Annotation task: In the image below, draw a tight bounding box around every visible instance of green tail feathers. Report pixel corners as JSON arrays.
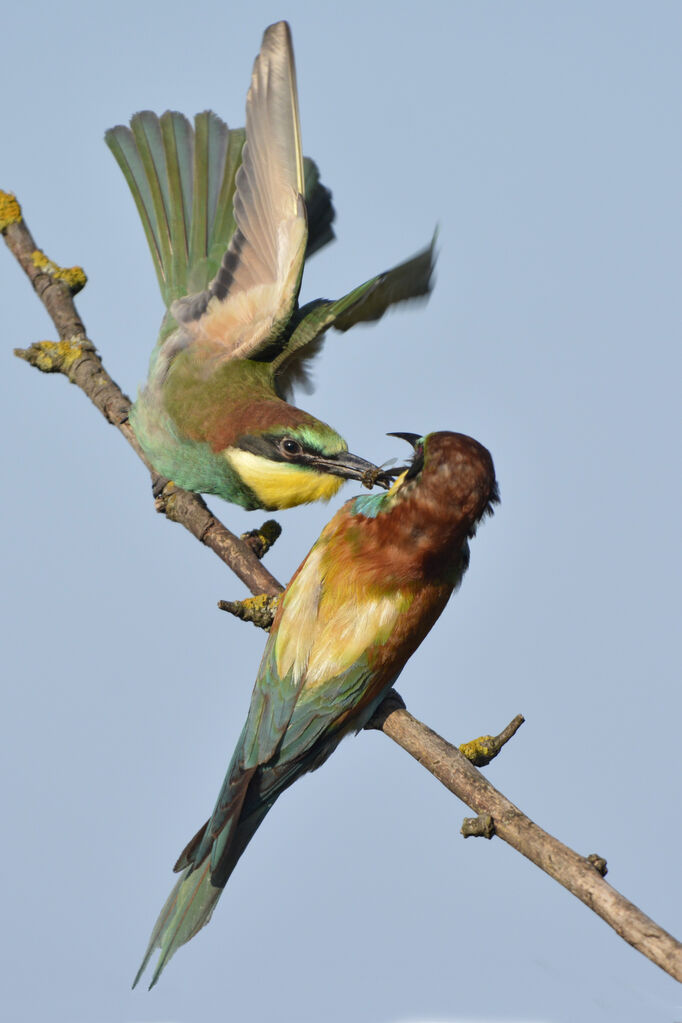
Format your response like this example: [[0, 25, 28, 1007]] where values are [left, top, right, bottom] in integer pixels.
[[133, 761, 260, 988], [106, 110, 335, 310], [133, 863, 221, 990]]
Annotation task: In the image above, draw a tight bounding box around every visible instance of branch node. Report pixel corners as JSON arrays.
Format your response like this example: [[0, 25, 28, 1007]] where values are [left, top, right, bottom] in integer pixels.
[[587, 853, 608, 877], [0, 190, 22, 230], [461, 814, 496, 839], [218, 593, 280, 630], [30, 248, 87, 294], [14, 337, 94, 377], [241, 519, 282, 560], [458, 713, 525, 766]]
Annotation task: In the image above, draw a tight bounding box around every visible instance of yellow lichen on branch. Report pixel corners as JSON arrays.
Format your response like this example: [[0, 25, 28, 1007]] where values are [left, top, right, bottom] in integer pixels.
[[14, 337, 92, 376], [218, 593, 281, 629], [459, 714, 525, 766], [30, 249, 87, 294], [459, 734, 499, 765], [0, 190, 22, 231]]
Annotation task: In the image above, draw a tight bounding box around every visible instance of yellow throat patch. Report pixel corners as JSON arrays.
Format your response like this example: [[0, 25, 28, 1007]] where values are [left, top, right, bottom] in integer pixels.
[[387, 469, 408, 497], [225, 448, 345, 509]]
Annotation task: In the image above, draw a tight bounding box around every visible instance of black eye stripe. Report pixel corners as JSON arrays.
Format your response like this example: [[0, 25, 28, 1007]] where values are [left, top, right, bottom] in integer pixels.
[[236, 433, 334, 464]]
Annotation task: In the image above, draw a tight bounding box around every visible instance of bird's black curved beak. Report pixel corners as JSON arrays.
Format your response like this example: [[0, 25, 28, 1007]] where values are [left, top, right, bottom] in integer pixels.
[[387, 432, 425, 480], [387, 431, 423, 449], [309, 450, 392, 490]]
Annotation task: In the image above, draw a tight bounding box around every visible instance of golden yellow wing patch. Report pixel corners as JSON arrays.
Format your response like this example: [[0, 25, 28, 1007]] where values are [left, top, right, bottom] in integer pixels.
[[275, 543, 403, 689]]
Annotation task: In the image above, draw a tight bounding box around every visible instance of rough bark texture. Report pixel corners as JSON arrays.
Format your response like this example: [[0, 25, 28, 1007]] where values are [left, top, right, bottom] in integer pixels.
[[4, 202, 681, 984]]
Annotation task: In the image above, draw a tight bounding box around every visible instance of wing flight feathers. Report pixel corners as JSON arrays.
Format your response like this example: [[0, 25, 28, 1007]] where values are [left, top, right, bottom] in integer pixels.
[[172, 21, 308, 360], [273, 234, 437, 394]]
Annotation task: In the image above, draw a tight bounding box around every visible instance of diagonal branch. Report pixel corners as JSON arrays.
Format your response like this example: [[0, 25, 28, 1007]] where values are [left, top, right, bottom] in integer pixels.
[[4, 200, 681, 984], [368, 694, 682, 982]]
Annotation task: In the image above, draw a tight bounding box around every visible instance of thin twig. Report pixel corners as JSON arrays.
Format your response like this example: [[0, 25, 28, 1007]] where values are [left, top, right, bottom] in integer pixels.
[[5, 201, 681, 985], [458, 713, 525, 766], [218, 593, 282, 628]]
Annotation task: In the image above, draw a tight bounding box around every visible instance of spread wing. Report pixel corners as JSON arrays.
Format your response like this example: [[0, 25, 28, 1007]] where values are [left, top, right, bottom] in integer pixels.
[[171, 21, 308, 360], [273, 233, 437, 395]]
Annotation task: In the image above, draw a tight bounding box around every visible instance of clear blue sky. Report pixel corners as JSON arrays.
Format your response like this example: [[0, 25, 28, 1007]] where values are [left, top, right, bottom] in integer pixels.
[[3, 2, 681, 1021]]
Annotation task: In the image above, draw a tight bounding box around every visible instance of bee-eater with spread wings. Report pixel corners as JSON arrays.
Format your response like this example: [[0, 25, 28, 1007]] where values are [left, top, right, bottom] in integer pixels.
[[106, 22, 434, 511], [134, 431, 498, 988]]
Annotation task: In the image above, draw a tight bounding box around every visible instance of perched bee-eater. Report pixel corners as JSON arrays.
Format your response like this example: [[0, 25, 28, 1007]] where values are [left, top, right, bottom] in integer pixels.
[[134, 431, 499, 988], [106, 22, 434, 510]]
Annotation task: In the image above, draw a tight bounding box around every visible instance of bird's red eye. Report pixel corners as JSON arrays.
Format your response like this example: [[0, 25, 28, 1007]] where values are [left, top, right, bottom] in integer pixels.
[[281, 438, 302, 456]]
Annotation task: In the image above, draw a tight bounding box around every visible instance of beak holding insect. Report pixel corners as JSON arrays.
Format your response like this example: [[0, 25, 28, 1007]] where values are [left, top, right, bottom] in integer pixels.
[[308, 450, 394, 490]]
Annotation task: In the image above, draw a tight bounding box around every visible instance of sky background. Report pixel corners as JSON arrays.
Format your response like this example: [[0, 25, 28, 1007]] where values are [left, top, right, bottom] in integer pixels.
[[2, 2, 681, 1021]]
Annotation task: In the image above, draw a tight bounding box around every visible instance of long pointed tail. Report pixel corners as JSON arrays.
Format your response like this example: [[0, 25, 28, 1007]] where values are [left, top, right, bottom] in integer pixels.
[[133, 860, 221, 990], [106, 112, 334, 310], [106, 111, 245, 308], [133, 764, 268, 988]]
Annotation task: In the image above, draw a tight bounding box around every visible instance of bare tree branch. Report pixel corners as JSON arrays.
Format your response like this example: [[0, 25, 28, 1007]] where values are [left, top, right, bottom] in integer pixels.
[[5, 199, 681, 985], [368, 696, 682, 983]]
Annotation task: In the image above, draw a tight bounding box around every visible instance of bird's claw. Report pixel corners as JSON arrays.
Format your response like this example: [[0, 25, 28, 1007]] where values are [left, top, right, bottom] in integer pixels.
[[151, 475, 174, 500]]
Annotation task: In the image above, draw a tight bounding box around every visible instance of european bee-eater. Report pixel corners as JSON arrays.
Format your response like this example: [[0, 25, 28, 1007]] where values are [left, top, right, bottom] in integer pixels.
[[106, 22, 434, 511], [134, 431, 499, 988]]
